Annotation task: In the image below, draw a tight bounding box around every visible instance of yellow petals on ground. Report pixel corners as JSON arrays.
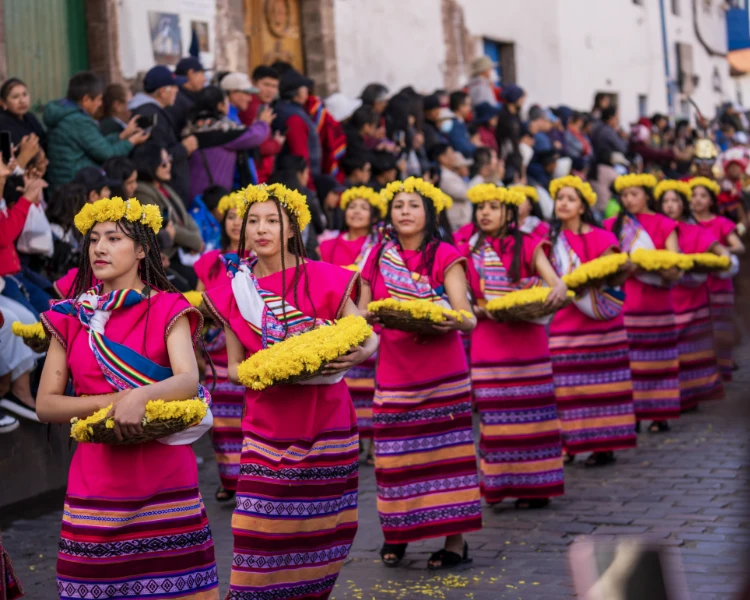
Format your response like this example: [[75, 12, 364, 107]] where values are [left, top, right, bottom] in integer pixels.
[[561, 253, 629, 289], [11, 321, 46, 339], [237, 315, 373, 391]]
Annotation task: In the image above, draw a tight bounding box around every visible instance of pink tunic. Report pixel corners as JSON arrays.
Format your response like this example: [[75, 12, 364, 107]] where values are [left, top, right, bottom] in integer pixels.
[[53, 268, 100, 299], [319, 233, 367, 265], [453, 222, 476, 246], [697, 216, 736, 295]]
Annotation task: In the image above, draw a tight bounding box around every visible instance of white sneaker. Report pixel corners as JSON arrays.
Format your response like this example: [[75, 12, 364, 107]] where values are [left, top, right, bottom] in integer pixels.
[[0, 409, 20, 433], [0, 396, 40, 422]]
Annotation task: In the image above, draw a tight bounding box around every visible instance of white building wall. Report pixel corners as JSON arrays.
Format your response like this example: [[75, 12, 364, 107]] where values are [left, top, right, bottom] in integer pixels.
[[332, 0, 445, 98]]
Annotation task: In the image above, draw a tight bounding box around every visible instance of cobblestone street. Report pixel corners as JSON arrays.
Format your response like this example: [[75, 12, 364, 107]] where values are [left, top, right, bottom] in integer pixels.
[[5, 349, 748, 600]]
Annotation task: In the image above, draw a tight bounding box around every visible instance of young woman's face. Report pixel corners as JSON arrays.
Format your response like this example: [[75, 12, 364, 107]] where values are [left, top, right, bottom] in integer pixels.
[[690, 186, 713, 214], [517, 198, 532, 221], [660, 190, 684, 221], [225, 208, 243, 246], [156, 150, 172, 182], [124, 170, 138, 198], [345, 198, 372, 232], [476, 200, 507, 235], [554, 186, 585, 222], [88, 222, 145, 281], [620, 186, 648, 214], [246, 200, 293, 258], [4, 84, 30, 116], [391, 192, 426, 237]]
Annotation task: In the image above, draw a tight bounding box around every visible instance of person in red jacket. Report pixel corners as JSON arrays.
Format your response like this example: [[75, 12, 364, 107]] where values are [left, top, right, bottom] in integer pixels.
[[306, 94, 347, 183], [0, 163, 51, 317], [238, 66, 286, 183]]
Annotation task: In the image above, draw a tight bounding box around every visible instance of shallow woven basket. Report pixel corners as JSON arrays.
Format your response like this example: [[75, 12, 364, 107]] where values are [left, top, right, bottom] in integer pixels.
[[489, 298, 572, 323], [373, 308, 443, 334], [23, 337, 50, 353], [85, 417, 198, 445], [689, 263, 729, 275]]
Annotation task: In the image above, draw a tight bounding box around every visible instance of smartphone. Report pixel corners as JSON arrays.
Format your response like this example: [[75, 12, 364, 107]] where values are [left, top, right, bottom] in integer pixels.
[[0, 130, 12, 164], [136, 114, 156, 130], [161, 207, 170, 223], [394, 130, 406, 146]]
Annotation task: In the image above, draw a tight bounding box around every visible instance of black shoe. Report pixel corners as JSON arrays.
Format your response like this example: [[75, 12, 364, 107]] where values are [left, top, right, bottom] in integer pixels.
[[380, 543, 408, 567], [427, 541, 472, 570], [0, 394, 39, 422]]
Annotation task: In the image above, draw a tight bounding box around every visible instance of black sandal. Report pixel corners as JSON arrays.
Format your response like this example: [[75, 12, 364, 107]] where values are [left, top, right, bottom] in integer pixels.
[[514, 498, 550, 510], [585, 451, 616, 467], [427, 541, 472, 570], [215, 485, 236, 503], [648, 420, 670, 433], [563, 452, 575, 465], [635, 420, 642, 433], [380, 543, 408, 567]]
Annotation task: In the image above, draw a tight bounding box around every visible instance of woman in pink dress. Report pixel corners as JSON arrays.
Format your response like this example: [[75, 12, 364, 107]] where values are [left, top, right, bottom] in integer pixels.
[[204, 183, 378, 600], [318, 186, 384, 458], [37, 198, 219, 599], [656, 180, 726, 408], [516, 184, 550, 240], [359, 177, 482, 570], [547, 176, 636, 467], [462, 185, 568, 507], [194, 192, 248, 502], [689, 177, 745, 381], [604, 174, 683, 433]]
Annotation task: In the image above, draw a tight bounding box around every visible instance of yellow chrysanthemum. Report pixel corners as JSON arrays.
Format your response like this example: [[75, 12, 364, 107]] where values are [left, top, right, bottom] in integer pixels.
[[368, 298, 473, 324], [467, 183, 505, 205], [237, 315, 373, 391], [486, 287, 575, 311], [340, 186, 387, 218], [69, 398, 207, 443], [687, 176, 721, 198], [381, 177, 450, 214], [687, 253, 731, 270], [654, 180, 692, 201], [630, 248, 694, 271], [512, 185, 539, 202], [549, 176, 598, 207], [216, 191, 247, 217], [74, 197, 163, 235], [561, 253, 630, 289], [11, 321, 46, 339], [182, 291, 203, 308], [613, 173, 658, 193], [237, 184, 312, 231]]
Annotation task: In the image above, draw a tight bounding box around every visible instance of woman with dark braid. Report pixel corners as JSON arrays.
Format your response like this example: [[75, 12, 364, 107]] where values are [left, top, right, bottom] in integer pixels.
[[204, 183, 378, 600], [36, 197, 219, 599]]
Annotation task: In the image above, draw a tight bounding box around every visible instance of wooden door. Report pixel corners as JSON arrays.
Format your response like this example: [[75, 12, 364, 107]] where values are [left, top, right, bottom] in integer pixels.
[[245, 0, 305, 71]]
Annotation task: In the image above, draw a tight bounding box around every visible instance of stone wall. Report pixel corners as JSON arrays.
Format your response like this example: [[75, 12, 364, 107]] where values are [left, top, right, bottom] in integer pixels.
[[301, 0, 338, 97], [441, 0, 474, 91], [215, 0, 248, 74], [86, 0, 123, 83]]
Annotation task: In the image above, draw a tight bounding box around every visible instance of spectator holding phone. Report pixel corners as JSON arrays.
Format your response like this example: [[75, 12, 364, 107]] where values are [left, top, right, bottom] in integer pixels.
[[44, 72, 148, 187], [130, 66, 198, 206], [134, 142, 203, 288]]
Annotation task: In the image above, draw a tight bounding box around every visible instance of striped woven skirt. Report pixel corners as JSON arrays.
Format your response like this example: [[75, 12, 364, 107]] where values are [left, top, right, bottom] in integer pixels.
[[623, 311, 681, 421], [228, 426, 359, 599], [373, 372, 482, 544], [709, 291, 735, 382], [57, 487, 218, 599], [210, 365, 245, 492], [345, 354, 376, 440], [472, 324, 563, 503], [549, 320, 636, 455], [675, 304, 723, 409]]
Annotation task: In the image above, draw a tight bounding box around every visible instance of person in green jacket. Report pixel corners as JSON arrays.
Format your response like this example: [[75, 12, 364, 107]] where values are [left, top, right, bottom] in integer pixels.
[[44, 71, 149, 187]]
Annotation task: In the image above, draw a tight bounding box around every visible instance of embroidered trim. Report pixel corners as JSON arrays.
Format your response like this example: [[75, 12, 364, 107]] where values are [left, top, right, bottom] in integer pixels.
[[165, 306, 204, 346], [337, 271, 360, 319], [40, 314, 66, 350], [202, 294, 231, 330]]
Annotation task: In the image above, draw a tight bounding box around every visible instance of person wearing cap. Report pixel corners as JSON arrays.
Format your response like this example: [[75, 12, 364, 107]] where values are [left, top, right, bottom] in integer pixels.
[[169, 56, 207, 137], [447, 90, 476, 159], [130, 65, 198, 206], [72, 165, 116, 204], [496, 84, 526, 182], [468, 55, 499, 108], [44, 72, 148, 187], [431, 143, 472, 229], [474, 102, 500, 153], [273, 68, 323, 182]]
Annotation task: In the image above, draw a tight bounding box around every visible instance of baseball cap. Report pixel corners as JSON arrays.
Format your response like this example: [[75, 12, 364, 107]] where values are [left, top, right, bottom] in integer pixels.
[[279, 69, 314, 98], [175, 57, 204, 75], [143, 65, 177, 93], [73, 166, 119, 193], [220, 72, 258, 94]]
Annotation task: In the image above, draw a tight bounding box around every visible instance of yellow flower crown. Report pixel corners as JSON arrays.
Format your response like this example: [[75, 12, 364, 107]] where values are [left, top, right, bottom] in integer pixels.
[[238, 183, 312, 231], [381, 177, 450, 214], [654, 180, 692, 202], [467, 183, 505, 205], [216, 191, 247, 217], [74, 197, 163, 235], [512, 185, 539, 202], [549, 176, 597, 207], [687, 176, 721, 198], [613, 173, 658, 193], [340, 186, 387, 218]]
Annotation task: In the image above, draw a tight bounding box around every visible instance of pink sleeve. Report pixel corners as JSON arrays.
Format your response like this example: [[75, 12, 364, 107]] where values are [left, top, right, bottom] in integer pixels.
[[203, 282, 235, 330], [660, 214, 678, 240], [522, 234, 548, 277], [54, 268, 79, 299], [719, 216, 737, 240], [432, 242, 467, 286], [193, 251, 218, 288], [696, 227, 719, 253], [318, 239, 335, 263], [316, 263, 360, 317], [361, 242, 384, 288], [163, 294, 203, 346], [595, 229, 621, 254], [602, 217, 615, 233], [41, 309, 70, 350]]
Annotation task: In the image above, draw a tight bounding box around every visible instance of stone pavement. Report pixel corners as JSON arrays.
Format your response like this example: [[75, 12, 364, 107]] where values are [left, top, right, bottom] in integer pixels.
[[4, 355, 749, 600]]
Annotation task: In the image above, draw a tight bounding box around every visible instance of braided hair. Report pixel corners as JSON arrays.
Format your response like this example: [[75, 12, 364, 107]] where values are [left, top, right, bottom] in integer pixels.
[[471, 202, 524, 282], [549, 188, 602, 257], [236, 196, 317, 340]]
